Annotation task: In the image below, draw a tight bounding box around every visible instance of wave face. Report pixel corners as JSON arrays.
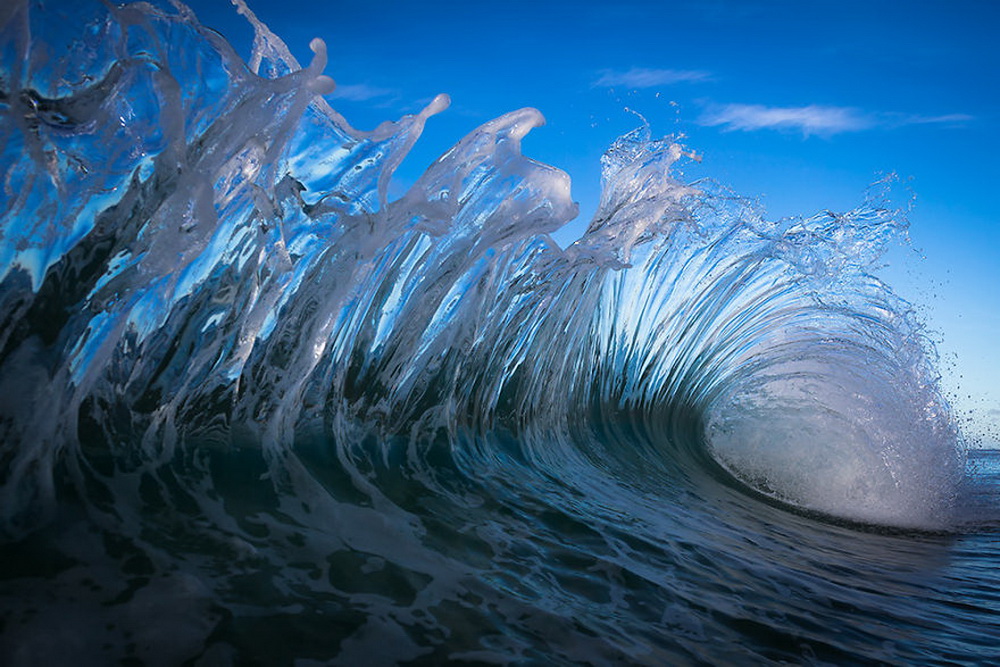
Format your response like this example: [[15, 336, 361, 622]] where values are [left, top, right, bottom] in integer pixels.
[[2, 1, 996, 664]]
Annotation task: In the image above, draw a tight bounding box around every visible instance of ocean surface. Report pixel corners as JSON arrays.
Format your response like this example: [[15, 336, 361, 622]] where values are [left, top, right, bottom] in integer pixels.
[[1, 1, 998, 664]]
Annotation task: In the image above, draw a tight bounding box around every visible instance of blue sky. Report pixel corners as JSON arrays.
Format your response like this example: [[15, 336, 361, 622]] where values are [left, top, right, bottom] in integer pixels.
[[187, 0, 999, 445]]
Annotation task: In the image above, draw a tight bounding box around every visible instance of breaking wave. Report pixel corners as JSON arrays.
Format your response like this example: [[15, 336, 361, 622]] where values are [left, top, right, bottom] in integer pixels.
[[1, 2, 992, 664], [0, 0, 964, 534]]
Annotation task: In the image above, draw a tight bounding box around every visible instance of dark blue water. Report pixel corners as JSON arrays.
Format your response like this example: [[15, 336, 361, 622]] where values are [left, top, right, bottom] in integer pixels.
[[1, 1, 998, 664]]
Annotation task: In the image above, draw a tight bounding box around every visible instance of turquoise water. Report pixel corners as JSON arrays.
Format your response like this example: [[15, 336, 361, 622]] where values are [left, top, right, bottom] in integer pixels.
[[1, 1, 997, 663]]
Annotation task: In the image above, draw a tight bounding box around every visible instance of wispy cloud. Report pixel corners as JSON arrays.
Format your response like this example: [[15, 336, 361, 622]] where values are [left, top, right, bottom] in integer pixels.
[[882, 112, 975, 128], [330, 83, 396, 102], [699, 103, 973, 136], [593, 67, 711, 89], [699, 104, 872, 136]]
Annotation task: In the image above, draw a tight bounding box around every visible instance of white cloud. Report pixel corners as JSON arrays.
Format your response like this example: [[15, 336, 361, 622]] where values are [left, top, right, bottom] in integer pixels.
[[330, 83, 395, 102], [699, 104, 973, 136], [884, 112, 975, 127], [699, 104, 872, 136], [593, 67, 711, 89]]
